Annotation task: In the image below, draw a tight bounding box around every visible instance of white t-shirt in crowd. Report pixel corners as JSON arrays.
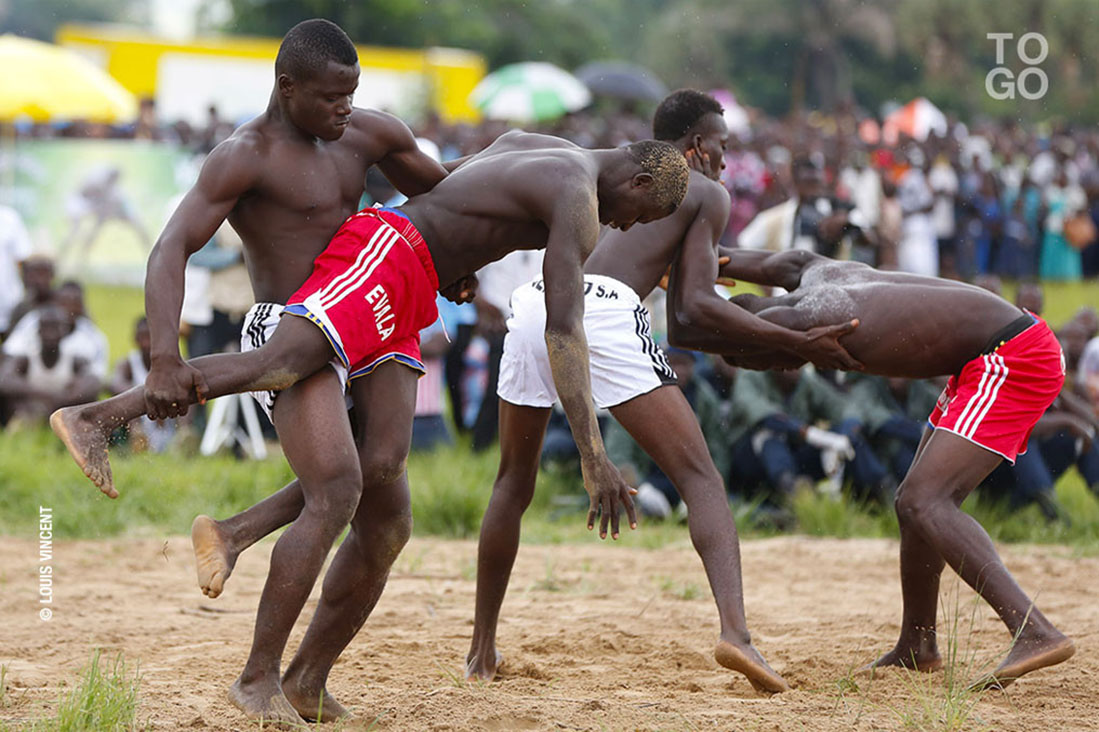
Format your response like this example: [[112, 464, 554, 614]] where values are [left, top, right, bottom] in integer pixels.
[[4, 312, 109, 380]]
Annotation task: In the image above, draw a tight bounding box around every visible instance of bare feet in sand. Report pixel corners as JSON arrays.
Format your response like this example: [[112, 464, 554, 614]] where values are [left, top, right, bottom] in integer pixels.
[[969, 634, 1075, 690], [862, 645, 943, 675], [281, 676, 351, 723], [50, 407, 116, 498], [191, 516, 238, 599], [714, 640, 789, 694], [228, 677, 306, 729], [465, 649, 504, 682]]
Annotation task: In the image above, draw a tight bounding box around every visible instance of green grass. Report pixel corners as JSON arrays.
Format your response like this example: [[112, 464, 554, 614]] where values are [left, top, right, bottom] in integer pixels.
[[5, 423, 1098, 550], [0, 650, 145, 732], [4, 279, 1097, 547]]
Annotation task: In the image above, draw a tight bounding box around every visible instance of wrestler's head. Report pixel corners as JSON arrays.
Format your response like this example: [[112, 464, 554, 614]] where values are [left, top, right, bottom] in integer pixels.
[[276, 19, 360, 141], [653, 89, 728, 181], [598, 140, 689, 231]]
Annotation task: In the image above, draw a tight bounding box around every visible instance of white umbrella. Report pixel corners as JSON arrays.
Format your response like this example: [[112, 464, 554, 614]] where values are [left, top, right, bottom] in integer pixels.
[[882, 97, 947, 144], [470, 62, 591, 123]]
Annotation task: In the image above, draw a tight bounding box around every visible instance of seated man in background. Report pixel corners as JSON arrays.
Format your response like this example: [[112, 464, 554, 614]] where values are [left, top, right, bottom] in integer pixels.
[[5, 279, 109, 384], [0, 304, 100, 424], [726, 366, 886, 517], [842, 375, 943, 487], [109, 317, 180, 453], [719, 247, 1075, 689]]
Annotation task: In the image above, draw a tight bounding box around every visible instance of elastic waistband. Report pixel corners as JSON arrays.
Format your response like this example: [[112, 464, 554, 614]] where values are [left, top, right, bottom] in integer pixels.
[[981, 311, 1038, 354], [525, 274, 641, 307], [354, 206, 438, 290], [376, 205, 409, 221]]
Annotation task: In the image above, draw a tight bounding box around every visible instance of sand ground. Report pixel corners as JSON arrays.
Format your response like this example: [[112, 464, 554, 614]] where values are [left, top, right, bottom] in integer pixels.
[[1, 533, 1096, 731]]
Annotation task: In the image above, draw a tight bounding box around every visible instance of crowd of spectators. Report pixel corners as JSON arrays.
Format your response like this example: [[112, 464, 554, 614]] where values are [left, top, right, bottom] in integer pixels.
[[4, 95, 1099, 525]]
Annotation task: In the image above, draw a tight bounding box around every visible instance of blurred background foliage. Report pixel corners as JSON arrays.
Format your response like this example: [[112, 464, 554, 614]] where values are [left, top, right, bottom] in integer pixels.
[[5, 0, 1096, 121]]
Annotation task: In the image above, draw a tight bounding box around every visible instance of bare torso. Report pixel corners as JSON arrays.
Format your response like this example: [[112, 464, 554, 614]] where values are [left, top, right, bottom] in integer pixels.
[[771, 261, 1025, 377], [401, 132, 597, 288], [226, 109, 397, 303]]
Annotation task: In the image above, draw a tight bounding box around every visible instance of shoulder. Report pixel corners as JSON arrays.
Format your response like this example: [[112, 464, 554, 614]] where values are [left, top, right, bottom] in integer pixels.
[[200, 126, 267, 182], [347, 108, 417, 149], [688, 172, 730, 216]]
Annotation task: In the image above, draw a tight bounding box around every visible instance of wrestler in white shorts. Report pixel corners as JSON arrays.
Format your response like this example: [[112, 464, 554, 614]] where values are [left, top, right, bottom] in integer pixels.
[[239, 302, 349, 421], [497, 274, 676, 409]]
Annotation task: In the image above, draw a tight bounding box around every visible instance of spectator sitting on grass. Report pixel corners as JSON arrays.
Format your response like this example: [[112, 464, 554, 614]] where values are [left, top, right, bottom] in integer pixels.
[[6, 280, 109, 383], [0, 304, 100, 425], [109, 317, 180, 453], [726, 366, 889, 516], [842, 374, 941, 487]]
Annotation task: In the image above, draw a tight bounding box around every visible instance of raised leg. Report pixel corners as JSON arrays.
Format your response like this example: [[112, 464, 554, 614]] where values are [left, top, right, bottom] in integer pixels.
[[51, 316, 334, 497], [466, 400, 552, 681], [280, 361, 419, 722], [610, 385, 788, 693], [228, 367, 363, 727], [191, 476, 307, 598]]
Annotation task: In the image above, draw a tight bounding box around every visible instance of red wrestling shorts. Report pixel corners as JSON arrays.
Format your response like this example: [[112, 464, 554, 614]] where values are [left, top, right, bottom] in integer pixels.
[[285, 207, 439, 380], [928, 312, 1065, 463]]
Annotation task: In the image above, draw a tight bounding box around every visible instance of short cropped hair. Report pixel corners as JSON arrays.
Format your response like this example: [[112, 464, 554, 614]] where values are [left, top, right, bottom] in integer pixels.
[[652, 89, 723, 142], [275, 19, 358, 81], [625, 140, 690, 212]]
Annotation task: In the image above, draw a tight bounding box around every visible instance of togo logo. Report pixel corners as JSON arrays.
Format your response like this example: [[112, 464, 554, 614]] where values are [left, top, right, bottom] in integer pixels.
[[985, 33, 1048, 101]]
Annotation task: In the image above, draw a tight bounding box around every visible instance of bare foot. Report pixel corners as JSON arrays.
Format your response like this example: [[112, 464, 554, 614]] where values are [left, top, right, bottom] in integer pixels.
[[50, 407, 116, 498], [970, 634, 1075, 690], [714, 640, 789, 694], [860, 645, 943, 675], [465, 649, 504, 682], [191, 515, 237, 599], [281, 678, 351, 723], [227, 677, 306, 729]]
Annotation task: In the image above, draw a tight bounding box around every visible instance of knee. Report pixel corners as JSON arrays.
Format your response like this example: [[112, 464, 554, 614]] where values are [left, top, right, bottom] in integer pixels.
[[360, 448, 409, 487], [893, 482, 943, 530], [306, 464, 363, 526]]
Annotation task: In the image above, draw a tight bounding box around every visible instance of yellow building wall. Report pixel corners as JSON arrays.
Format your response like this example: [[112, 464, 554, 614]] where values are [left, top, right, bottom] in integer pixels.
[[56, 24, 484, 122]]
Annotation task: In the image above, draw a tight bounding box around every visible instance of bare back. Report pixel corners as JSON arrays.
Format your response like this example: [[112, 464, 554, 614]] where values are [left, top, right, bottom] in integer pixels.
[[401, 132, 598, 288], [763, 260, 1024, 377]]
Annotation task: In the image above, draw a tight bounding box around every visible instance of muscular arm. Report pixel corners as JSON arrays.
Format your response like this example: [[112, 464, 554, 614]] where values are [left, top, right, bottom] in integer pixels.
[[676, 207, 862, 370], [372, 112, 448, 196], [541, 185, 636, 537], [143, 138, 260, 417], [716, 246, 819, 291], [668, 187, 808, 354], [543, 193, 602, 462]]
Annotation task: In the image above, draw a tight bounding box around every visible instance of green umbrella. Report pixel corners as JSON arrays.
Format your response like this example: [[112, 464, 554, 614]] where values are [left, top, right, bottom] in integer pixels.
[[470, 62, 591, 123]]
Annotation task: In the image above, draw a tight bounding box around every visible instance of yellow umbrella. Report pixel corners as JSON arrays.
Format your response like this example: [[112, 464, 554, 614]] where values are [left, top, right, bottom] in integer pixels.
[[0, 34, 138, 123]]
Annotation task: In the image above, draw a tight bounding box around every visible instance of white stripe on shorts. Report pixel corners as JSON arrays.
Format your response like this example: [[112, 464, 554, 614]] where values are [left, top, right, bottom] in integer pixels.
[[960, 353, 1009, 438], [954, 353, 1009, 438], [316, 225, 397, 308]]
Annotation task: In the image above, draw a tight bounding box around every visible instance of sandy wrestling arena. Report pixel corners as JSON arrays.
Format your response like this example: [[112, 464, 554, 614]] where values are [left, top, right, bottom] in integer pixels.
[[2, 533, 1096, 731]]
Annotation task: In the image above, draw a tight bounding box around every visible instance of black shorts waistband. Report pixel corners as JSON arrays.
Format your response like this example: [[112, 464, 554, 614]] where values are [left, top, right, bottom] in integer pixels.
[[981, 312, 1037, 354]]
